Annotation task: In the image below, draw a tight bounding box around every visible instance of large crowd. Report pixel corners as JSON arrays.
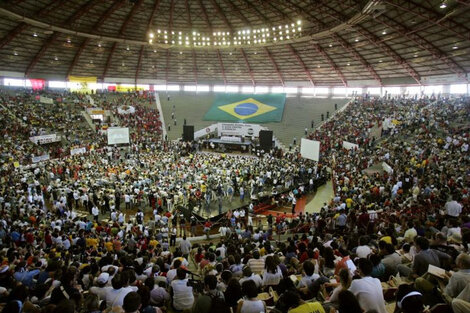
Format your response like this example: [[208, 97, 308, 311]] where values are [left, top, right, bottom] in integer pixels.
[[0, 88, 468, 313]]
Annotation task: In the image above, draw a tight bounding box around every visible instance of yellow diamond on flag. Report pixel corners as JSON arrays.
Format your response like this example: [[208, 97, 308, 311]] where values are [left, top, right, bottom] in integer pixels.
[[218, 98, 277, 120]]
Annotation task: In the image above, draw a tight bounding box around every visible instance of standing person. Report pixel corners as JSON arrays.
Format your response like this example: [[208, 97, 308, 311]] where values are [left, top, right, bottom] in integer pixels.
[[124, 192, 131, 210], [291, 196, 297, 215], [190, 216, 197, 237], [136, 209, 144, 225], [170, 226, 177, 247], [91, 203, 99, 222], [179, 236, 192, 259]]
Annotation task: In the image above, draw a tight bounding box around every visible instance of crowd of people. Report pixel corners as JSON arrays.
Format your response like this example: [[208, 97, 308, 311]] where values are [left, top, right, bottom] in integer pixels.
[[0, 87, 468, 313]]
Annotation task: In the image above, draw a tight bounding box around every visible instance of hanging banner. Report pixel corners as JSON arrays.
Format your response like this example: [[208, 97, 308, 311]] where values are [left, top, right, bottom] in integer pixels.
[[116, 85, 145, 92], [39, 96, 54, 104], [70, 147, 86, 156], [30, 134, 60, 145], [29, 79, 45, 91], [68, 76, 97, 83], [32, 154, 50, 163]]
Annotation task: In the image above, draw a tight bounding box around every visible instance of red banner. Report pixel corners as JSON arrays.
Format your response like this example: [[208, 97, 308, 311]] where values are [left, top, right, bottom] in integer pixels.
[[29, 79, 45, 91]]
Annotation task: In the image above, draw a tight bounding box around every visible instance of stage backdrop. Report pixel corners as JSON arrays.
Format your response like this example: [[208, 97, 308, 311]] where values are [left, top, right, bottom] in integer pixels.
[[203, 93, 286, 123]]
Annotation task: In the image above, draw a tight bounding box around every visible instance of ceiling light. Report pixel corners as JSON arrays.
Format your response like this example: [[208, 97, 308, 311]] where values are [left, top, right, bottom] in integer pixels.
[[355, 38, 359, 42], [179, 51, 183, 54], [379, 60, 383, 62], [329, 44, 333, 47], [297, 27, 301, 31], [254, 51, 257, 54], [33, 32, 38, 37], [67, 38, 71, 43], [297, 20, 302, 25], [382, 30, 387, 35], [126, 46, 130, 50], [149, 33, 154, 38], [229, 52, 232, 55], [98, 43, 102, 47], [54, 56, 58, 61], [414, 54, 418, 57], [440, 2, 447, 9], [153, 49, 157, 53], [347, 63, 350, 66], [157, 29, 161, 33], [13, 51, 18, 56], [452, 45, 458, 49]]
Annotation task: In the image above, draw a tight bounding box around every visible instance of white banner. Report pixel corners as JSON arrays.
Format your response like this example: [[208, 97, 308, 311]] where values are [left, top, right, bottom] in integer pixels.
[[70, 147, 86, 156], [117, 105, 136, 114], [39, 96, 53, 104], [30, 134, 60, 145], [107, 127, 130, 145], [342, 141, 359, 150], [32, 154, 50, 163], [194, 124, 218, 140], [300, 138, 320, 161], [217, 123, 265, 138], [382, 162, 393, 174]]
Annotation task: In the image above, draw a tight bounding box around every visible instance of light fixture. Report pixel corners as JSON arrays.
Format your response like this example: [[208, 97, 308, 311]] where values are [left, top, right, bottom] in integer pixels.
[[13, 51, 18, 56], [54, 56, 58, 61], [33, 32, 38, 37], [379, 60, 383, 62], [98, 43, 102, 47], [355, 38, 359, 42], [67, 38, 71, 43], [317, 65, 321, 68], [149, 33, 154, 38], [452, 45, 458, 49], [179, 51, 183, 54], [254, 51, 257, 55], [382, 30, 387, 35], [229, 52, 232, 55], [440, 2, 447, 9], [414, 54, 418, 57], [153, 49, 157, 53], [126, 46, 130, 50], [329, 44, 333, 47], [347, 63, 350, 66], [297, 20, 301, 25]]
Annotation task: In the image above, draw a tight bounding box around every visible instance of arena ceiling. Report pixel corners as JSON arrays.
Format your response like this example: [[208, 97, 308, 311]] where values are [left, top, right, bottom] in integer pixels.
[[0, 0, 469, 86]]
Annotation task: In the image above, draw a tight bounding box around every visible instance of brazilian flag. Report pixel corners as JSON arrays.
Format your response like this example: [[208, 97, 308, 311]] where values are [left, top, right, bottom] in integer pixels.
[[203, 93, 286, 123]]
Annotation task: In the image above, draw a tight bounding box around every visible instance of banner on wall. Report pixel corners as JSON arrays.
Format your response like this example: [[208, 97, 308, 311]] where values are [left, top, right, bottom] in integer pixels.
[[68, 76, 97, 83], [216, 123, 265, 138], [116, 85, 145, 92], [194, 124, 218, 140], [68, 76, 97, 94], [29, 79, 45, 91]]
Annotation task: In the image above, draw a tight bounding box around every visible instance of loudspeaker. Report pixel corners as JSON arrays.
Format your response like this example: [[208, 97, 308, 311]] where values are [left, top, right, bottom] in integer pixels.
[[183, 125, 194, 141], [259, 130, 273, 150]]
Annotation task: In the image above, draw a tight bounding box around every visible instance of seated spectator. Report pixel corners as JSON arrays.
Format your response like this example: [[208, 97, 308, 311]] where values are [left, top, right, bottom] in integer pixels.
[[170, 268, 194, 311], [236, 280, 266, 313], [349, 258, 387, 313]]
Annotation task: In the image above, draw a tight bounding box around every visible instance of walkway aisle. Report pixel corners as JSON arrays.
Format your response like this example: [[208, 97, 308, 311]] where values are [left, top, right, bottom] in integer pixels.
[[304, 179, 335, 214]]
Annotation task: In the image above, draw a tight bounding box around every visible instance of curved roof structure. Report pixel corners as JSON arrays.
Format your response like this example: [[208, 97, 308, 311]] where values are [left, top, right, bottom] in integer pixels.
[[0, 0, 469, 86]]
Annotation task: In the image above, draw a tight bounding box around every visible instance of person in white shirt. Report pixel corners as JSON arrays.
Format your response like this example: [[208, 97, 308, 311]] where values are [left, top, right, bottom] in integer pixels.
[[262, 256, 283, 287], [239, 266, 263, 289], [105, 273, 137, 308], [349, 258, 387, 313], [90, 272, 111, 300], [91, 205, 99, 222], [356, 236, 372, 258], [445, 197, 462, 218], [298, 260, 320, 289], [170, 268, 194, 311]]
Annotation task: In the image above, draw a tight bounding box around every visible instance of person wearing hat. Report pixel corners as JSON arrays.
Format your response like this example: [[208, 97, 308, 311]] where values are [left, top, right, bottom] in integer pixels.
[[90, 272, 111, 301]]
